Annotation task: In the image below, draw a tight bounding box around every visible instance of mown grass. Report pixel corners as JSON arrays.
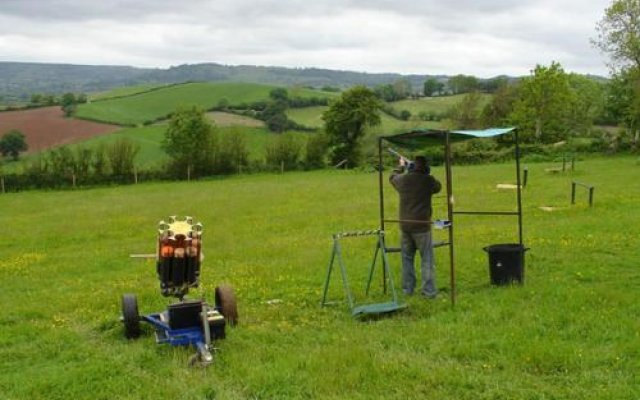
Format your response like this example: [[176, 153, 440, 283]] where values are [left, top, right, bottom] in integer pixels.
[[76, 82, 337, 126], [0, 156, 638, 399]]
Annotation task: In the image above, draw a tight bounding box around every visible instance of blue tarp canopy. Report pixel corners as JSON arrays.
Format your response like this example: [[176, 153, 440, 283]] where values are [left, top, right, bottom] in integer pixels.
[[382, 127, 516, 149]]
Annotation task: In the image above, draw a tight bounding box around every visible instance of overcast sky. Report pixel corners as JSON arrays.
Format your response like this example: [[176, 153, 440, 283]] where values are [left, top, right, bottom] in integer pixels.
[[0, 0, 613, 78]]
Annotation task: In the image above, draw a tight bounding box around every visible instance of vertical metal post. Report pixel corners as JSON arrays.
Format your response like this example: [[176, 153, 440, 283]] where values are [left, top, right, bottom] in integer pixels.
[[321, 240, 338, 306], [571, 182, 576, 204], [365, 239, 381, 295], [377, 137, 387, 294], [445, 131, 455, 306], [589, 187, 594, 207], [514, 129, 525, 283], [515, 129, 524, 247], [378, 137, 385, 232], [523, 167, 528, 188]]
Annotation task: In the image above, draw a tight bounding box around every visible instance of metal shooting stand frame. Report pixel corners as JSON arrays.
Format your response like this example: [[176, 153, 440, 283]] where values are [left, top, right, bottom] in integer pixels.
[[377, 128, 524, 306]]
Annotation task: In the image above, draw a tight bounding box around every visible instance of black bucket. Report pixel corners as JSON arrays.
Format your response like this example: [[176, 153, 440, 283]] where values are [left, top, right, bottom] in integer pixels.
[[483, 243, 528, 285]]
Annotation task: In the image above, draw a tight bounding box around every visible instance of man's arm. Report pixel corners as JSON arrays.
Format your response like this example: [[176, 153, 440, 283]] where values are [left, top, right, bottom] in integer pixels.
[[389, 159, 406, 189]]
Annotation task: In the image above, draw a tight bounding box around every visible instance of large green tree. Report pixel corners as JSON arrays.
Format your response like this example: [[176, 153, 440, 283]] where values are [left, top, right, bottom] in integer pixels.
[[322, 86, 382, 167], [0, 129, 28, 161], [481, 83, 521, 127], [567, 74, 606, 136], [447, 74, 480, 94], [594, 0, 640, 147], [163, 106, 215, 175], [510, 62, 573, 143], [594, 0, 640, 70], [447, 91, 483, 129], [423, 78, 444, 97]]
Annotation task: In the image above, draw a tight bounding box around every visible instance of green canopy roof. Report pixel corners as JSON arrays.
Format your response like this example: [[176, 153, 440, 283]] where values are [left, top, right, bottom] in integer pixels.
[[381, 127, 516, 149]]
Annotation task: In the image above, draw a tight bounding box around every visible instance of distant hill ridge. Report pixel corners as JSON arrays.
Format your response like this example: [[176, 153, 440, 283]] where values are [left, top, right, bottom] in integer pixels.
[[0, 61, 454, 104]]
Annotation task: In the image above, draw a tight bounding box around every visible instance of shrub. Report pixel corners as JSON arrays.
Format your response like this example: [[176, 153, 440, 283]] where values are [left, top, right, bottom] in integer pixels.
[[304, 133, 329, 169], [265, 133, 303, 171]]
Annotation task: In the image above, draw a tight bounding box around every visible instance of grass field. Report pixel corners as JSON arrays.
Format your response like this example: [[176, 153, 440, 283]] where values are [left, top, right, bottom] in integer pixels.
[[90, 84, 170, 101], [391, 93, 492, 116], [76, 82, 337, 126], [1, 156, 638, 399], [286, 105, 444, 134], [63, 125, 307, 167]]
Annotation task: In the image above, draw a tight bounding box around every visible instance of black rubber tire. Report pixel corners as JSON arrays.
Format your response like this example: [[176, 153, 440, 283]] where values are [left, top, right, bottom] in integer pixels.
[[122, 293, 141, 339], [215, 285, 238, 327]]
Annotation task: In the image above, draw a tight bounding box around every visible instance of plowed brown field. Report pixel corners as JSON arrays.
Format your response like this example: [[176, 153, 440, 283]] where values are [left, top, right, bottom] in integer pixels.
[[0, 107, 120, 152]]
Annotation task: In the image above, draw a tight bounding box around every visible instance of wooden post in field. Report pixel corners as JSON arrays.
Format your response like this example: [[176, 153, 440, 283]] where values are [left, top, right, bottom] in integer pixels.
[[571, 182, 576, 204]]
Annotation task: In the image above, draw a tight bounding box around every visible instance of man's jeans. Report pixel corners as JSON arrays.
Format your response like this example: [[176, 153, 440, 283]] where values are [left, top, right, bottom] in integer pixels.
[[400, 230, 436, 297]]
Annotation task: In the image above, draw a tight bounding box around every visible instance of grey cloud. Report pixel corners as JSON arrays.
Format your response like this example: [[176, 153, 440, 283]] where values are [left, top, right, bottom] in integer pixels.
[[0, 0, 611, 76]]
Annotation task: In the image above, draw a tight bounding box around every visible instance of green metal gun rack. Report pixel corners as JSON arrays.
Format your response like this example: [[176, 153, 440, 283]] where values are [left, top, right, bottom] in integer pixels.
[[321, 229, 407, 317]]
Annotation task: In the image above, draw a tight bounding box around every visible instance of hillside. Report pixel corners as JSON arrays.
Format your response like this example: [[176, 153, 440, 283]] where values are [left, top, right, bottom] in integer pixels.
[[0, 61, 451, 104], [75, 81, 338, 126]]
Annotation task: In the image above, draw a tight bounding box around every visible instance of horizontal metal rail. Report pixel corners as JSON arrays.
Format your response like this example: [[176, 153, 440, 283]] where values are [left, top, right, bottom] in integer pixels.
[[332, 230, 382, 239], [453, 211, 519, 216]]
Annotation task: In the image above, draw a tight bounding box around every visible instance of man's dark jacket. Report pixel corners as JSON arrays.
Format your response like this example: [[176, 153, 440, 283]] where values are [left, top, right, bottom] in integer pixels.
[[390, 168, 442, 233]]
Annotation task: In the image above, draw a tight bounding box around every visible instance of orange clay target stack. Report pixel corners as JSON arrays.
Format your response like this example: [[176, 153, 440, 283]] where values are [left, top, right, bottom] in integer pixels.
[[157, 216, 204, 299], [121, 216, 238, 367]]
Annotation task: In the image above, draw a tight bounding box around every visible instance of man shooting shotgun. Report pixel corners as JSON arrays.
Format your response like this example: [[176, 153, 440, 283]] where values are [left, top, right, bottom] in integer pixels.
[[387, 148, 413, 169], [387, 148, 430, 174], [389, 154, 441, 298]]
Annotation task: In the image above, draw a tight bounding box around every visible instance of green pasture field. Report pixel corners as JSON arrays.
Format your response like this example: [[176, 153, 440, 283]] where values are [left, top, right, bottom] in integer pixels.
[[89, 84, 170, 101], [286, 105, 444, 134], [1, 156, 638, 399], [75, 82, 337, 126], [392, 93, 492, 116], [287, 106, 327, 128]]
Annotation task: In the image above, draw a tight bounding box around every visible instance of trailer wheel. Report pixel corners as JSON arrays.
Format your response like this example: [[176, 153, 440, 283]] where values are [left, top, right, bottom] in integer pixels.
[[215, 285, 238, 327], [122, 293, 141, 339]]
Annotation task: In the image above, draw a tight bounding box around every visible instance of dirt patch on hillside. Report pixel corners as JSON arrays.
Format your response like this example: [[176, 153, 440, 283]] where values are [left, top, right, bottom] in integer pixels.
[[0, 107, 121, 152]]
